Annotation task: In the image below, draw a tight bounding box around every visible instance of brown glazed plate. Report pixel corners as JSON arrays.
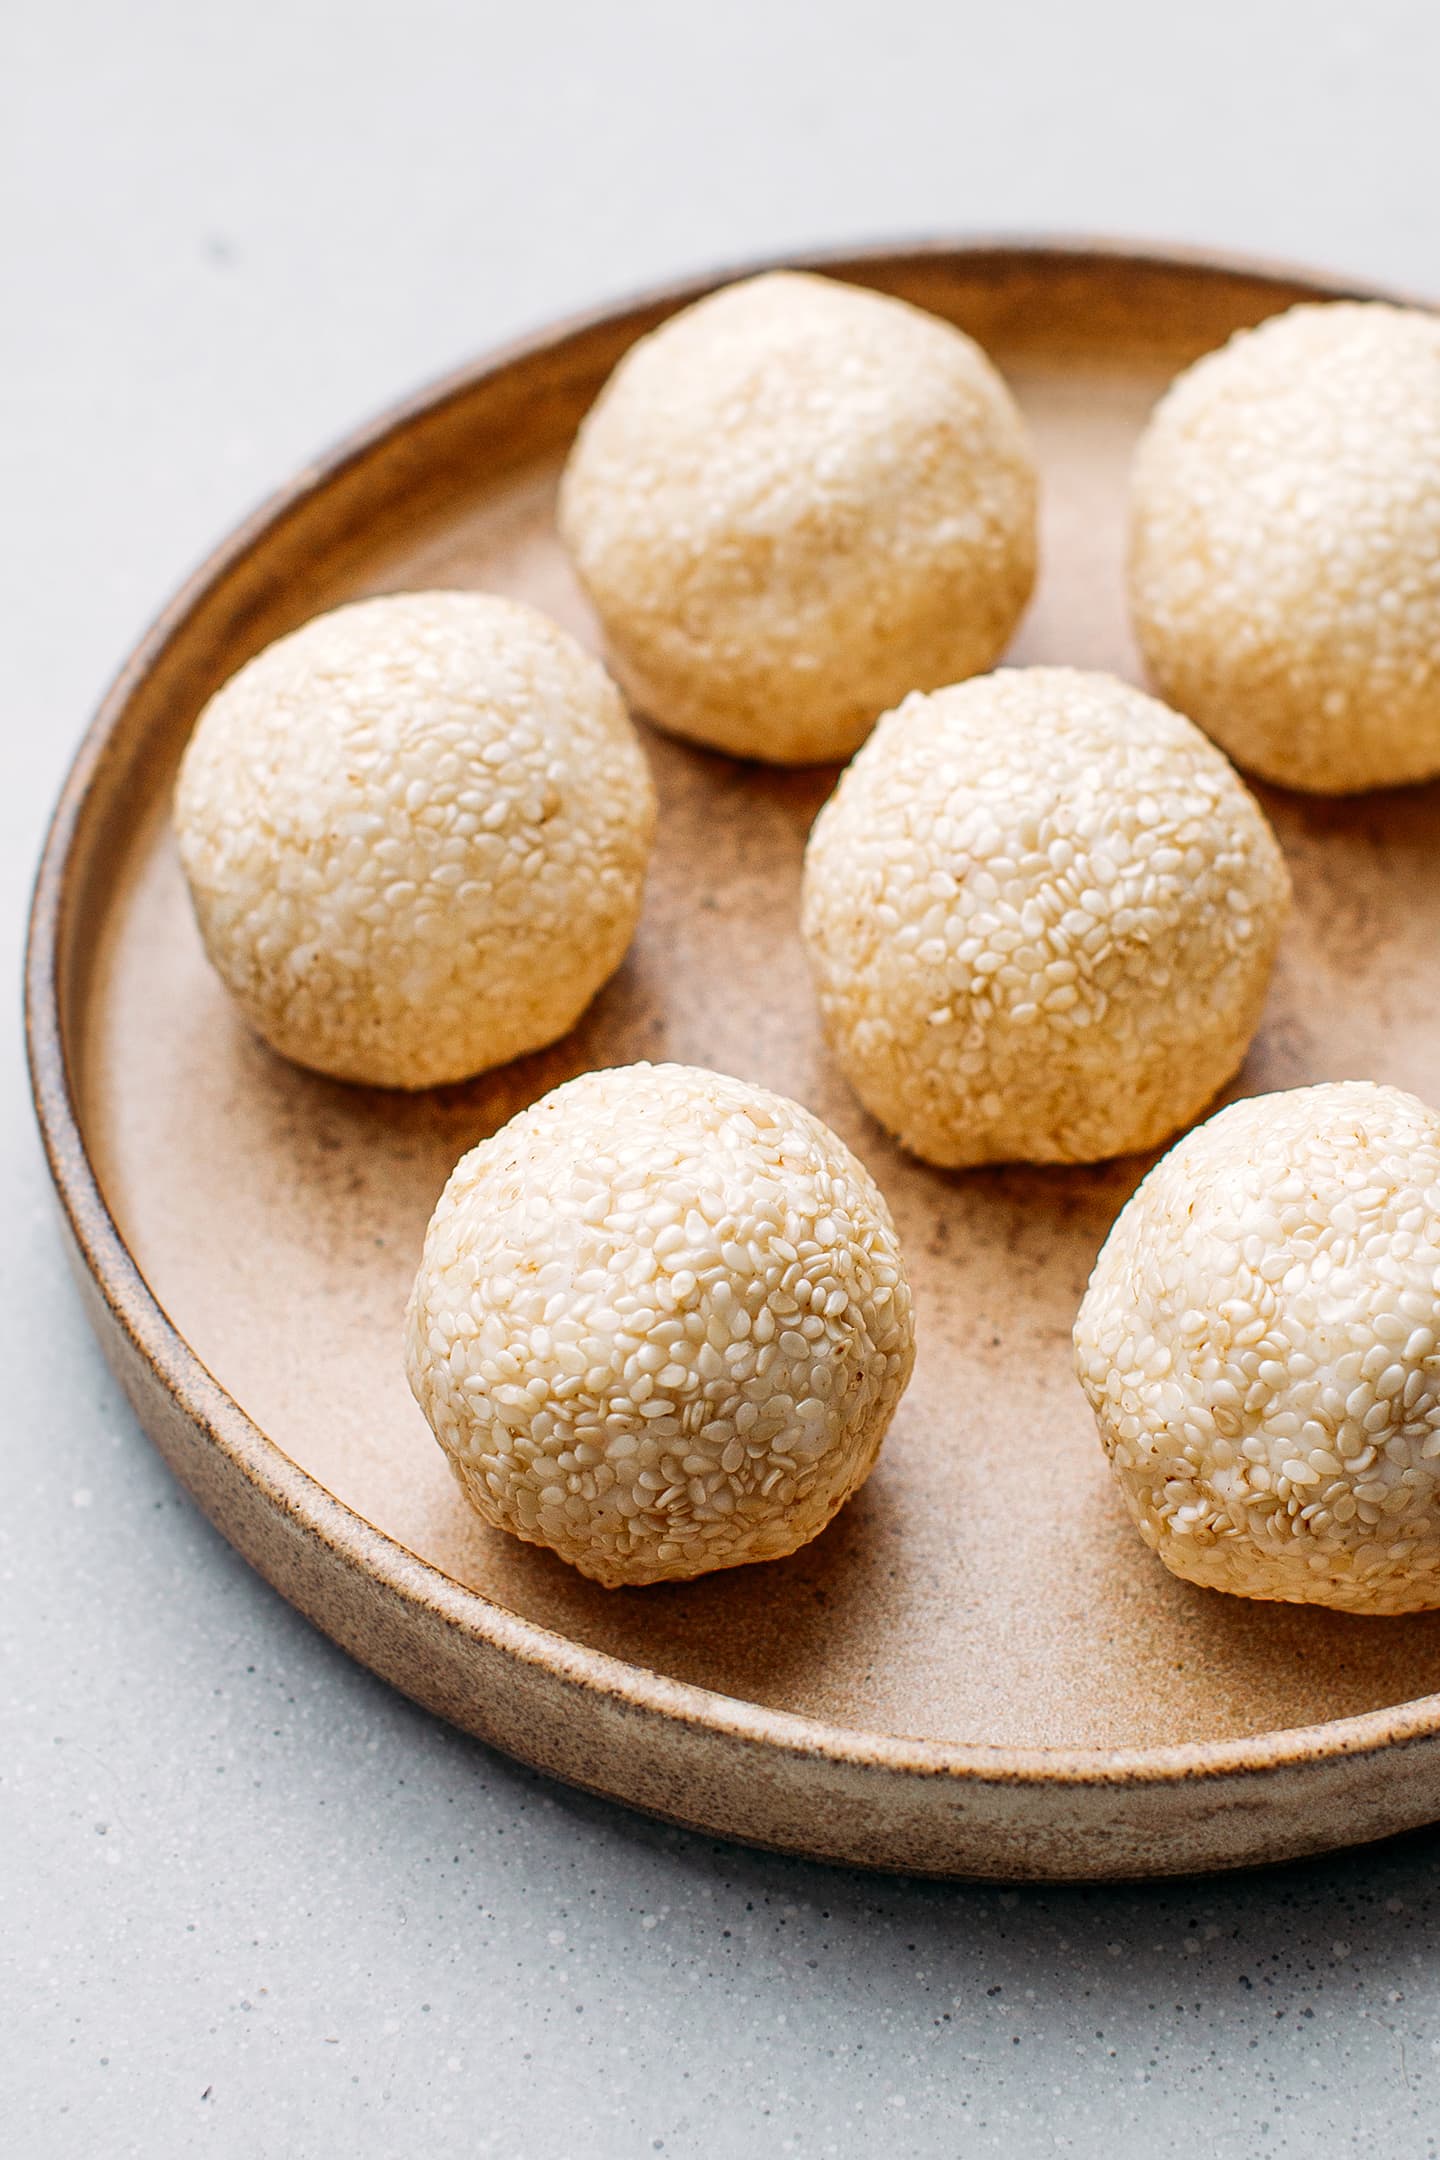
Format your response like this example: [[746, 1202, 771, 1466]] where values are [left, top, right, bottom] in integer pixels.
[[27, 239, 1440, 1881]]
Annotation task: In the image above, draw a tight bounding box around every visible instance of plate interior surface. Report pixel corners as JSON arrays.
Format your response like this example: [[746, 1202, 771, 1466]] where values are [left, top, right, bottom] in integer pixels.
[[69, 249, 1440, 1758]]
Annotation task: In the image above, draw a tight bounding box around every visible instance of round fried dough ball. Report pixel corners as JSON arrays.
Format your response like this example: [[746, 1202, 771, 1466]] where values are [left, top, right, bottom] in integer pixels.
[[174, 591, 654, 1088], [1129, 301, 1440, 793], [558, 270, 1037, 764], [1075, 1082, 1440, 1615], [801, 668, 1290, 1168], [404, 1062, 916, 1586]]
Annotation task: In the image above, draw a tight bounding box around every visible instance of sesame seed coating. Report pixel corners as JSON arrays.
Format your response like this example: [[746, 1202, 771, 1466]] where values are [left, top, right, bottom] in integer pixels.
[[404, 1062, 916, 1587], [174, 591, 655, 1088], [1075, 1082, 1440, 1615], [800, 667, 1289, 1169], [558, 271, 1037, 765], [1129, 302, 1440, 793]]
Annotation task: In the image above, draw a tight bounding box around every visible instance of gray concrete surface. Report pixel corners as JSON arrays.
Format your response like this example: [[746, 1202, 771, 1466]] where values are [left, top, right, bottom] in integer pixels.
[[6, 4, 1440, 2153]]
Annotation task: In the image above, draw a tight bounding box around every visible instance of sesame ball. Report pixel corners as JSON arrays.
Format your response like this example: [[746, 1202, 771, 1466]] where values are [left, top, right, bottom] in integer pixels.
[[1129, 302, 1440, 793], [174, 591, 655, 1088], [558, 271, 1037, 765], [800, 668, 1290, 1169], [404, 1062, 916, 1586], [1075, 1083, 1440, 1615]]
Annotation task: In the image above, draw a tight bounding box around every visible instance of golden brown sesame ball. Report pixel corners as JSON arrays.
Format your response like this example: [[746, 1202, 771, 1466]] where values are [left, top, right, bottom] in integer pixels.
[[1075, 1083, 1440, 1615], [1129, 302, 1440, 793], [801, 668, 1290, 1169], [174, 591, 654, 1088], [404, 1062, 916, 1586], [558, 271, 1037, 765]]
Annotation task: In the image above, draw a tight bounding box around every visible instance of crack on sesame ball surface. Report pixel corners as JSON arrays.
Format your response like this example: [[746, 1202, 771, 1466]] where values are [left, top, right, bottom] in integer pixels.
[[1075, 1082, 1440, 1615], [404, 1063, 916, 1587], [558, 271, 1037, 765], [174, 591, 655, 1088], [1129, 302, 1440, 793], [800, 667, 1290, 1169]]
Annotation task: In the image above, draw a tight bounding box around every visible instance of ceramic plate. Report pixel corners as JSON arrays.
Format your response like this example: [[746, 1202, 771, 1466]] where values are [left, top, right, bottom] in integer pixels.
[[28, 240, 1440, 1879]]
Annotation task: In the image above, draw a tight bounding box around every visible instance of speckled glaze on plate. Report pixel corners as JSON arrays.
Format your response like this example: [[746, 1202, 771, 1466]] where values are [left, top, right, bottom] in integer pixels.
[[27, 240, 1440, 1880]]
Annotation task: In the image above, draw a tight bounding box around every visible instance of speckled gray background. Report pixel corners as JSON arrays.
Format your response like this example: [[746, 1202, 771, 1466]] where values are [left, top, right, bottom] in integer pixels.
[[6, 4, 1440, 2154]]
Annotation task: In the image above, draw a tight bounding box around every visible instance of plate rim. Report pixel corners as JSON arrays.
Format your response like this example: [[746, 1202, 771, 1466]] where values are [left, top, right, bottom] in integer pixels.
[[27, 231, 1440, 1797]]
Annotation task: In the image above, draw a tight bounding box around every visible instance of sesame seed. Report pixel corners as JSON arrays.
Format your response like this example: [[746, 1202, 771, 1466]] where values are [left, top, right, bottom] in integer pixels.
[[558, 271, 1035, 766], [802, 667, 1288, 1167], [1075, 1081, 1440, 1614], [406, 1063, 916, 1586], [1130, 302, 1440, 794], [174, 592, 655, 1087]]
